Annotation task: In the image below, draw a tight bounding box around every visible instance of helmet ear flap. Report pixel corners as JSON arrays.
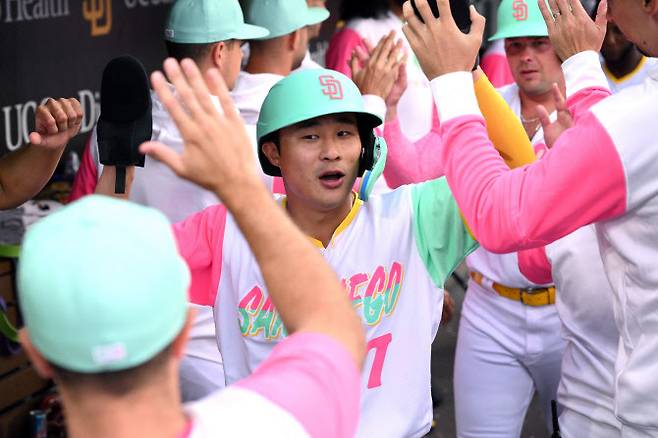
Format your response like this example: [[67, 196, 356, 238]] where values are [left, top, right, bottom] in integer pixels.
[[358, 127, 376, 176]]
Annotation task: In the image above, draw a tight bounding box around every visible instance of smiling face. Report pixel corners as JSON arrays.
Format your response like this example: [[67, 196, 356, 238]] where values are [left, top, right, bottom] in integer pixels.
[[505, 37, 563, 97], [262, 113, 362, 213]]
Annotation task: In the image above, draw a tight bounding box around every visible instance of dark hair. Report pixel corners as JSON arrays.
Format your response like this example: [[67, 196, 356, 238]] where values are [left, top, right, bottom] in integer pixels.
[[340, 0, 404, 20], [51, 344, 173, 397], [165, 41, 216, 64], [165, 40, 238, 64]]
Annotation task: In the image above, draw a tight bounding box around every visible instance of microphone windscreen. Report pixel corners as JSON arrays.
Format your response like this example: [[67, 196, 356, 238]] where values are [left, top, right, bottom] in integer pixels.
[[100, 56, 151, 123]]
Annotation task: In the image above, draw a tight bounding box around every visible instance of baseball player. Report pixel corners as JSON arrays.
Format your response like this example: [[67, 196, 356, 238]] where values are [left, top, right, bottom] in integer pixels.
[[232, 0, 329, 125], [97, 54, 535, 436], [18, 96, 367, 435], [404, 0, 658, 435], [452, 2, 567, 436], [69, 0, 269, 403], [0, 97, 82, 209], [600, 18, 658, 93]]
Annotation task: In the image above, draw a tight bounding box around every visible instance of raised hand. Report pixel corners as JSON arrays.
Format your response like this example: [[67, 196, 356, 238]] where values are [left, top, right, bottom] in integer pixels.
[[402, 0, 485, 80], [538, 0, 608, 61], [29, 98, 83, 149], [350, 31, 406, 100], [537, 84, 573, 149], [140, 58, 260, 201]]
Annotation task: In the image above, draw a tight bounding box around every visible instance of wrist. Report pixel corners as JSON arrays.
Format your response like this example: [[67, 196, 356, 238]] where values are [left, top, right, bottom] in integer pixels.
[[213, 174, 270, 211]]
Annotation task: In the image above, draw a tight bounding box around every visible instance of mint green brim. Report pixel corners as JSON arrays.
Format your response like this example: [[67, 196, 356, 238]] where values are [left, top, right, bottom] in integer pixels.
[[253, 6, 330, 40], [233, 22, 271, 41]]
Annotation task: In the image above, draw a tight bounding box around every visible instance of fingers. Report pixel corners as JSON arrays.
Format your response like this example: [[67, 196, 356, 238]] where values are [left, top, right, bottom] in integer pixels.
[[363, 38, 376, 55], [552, 83, 567, 111], [206, 68, 240, 121], [28, 132, 43, 146], [354, 45, 370, 64], [594, 0, 608, 30], [139, 141, 185, 176], [435, 0, 456, 27], [536, 104, 552, 132], [180, 58, 216, 116], [415, 0, 438, 26], [468, 5, 486, 43], [402, 1, 424, 44], [150, 69, 194, 137], [162, 58, 204, 120], [350, 51, 362, 77], [34, 103, 58, 135], [69, 98, 84, 133], [45, 98, 69, 133], [538, 0, 557, 33]]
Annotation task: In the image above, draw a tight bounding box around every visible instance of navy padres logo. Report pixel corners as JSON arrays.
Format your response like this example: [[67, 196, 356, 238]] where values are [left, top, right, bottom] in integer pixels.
[[319, 75, 343, 100]]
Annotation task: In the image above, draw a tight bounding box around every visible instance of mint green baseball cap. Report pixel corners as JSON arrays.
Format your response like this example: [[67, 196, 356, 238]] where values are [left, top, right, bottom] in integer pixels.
[[257, 68, 382, 176], [165, 0, 269, 44], [17, 196, 190, 373], [241, 0, 330, 40], [489, 0, 549, 41]]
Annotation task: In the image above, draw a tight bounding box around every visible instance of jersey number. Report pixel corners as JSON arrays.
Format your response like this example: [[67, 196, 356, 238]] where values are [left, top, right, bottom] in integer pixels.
[[366, 333, 392, 388]]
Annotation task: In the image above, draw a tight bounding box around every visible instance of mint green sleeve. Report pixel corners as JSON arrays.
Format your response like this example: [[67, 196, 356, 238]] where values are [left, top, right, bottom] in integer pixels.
[[411, 178, 479, 288]]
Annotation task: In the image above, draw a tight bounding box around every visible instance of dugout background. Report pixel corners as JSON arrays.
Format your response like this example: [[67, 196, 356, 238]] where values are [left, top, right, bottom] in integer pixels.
[[0, 0, 500, 158]]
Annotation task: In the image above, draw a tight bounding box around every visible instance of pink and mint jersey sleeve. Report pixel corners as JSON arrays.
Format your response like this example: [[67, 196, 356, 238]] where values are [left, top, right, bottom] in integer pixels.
[[433, 51, 627, 253], [173, 205, 227, 307], [237, 332, 361, 438], [411, 178, 478, 288]]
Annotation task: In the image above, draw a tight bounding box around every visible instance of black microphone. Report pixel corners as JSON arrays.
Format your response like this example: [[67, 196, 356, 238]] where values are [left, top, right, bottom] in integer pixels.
[[97, 56, 152, 194]]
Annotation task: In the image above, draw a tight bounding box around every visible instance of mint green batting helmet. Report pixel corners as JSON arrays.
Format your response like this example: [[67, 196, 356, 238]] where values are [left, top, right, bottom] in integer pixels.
[[242, 0, 330, 40], [489, 0, 549, 41], [257, 68, 383, 177], [18, 196, 190, 373]]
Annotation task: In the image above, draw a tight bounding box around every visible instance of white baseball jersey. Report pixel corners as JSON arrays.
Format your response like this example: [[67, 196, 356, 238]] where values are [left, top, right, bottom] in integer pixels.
[[175, 179, 477, 438], [543, 227, 622, 435], [602, 56, 658, 93]]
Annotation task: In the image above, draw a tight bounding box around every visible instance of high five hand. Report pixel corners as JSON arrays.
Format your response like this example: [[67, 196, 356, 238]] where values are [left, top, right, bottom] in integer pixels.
[[402, 0, 485, 80], [140, 58, 260, 200]]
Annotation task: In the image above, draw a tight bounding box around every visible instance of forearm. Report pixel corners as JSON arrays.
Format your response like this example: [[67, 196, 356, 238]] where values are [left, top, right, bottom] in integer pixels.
[[0, 144, 65, 209], [383, 117, 444, 187], [435, 72, 626, 253], [94, 166, 135, 200], [222, 183, 365, 366], [562, 51, 612, 121]]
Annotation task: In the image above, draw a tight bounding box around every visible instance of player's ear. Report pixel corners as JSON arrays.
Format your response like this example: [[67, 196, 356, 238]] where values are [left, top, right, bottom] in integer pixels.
[[210, 41, 226, 69], [19, 329, 54, 379], [262, 142, 281, 169]]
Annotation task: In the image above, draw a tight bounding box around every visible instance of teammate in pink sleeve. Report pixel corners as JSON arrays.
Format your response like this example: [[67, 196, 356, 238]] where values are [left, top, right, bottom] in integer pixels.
[[404, 0, 658, 434], [18, 56, 365, 438]]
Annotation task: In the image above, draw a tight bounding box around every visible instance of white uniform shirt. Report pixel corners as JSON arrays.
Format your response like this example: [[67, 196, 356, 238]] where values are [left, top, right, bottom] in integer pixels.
[[603, 56, 658, 93], [175, 180, 477, 438]]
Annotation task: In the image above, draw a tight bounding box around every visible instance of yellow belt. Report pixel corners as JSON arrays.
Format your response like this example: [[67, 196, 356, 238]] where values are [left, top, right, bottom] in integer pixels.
[[470, 271, 556, 307]]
